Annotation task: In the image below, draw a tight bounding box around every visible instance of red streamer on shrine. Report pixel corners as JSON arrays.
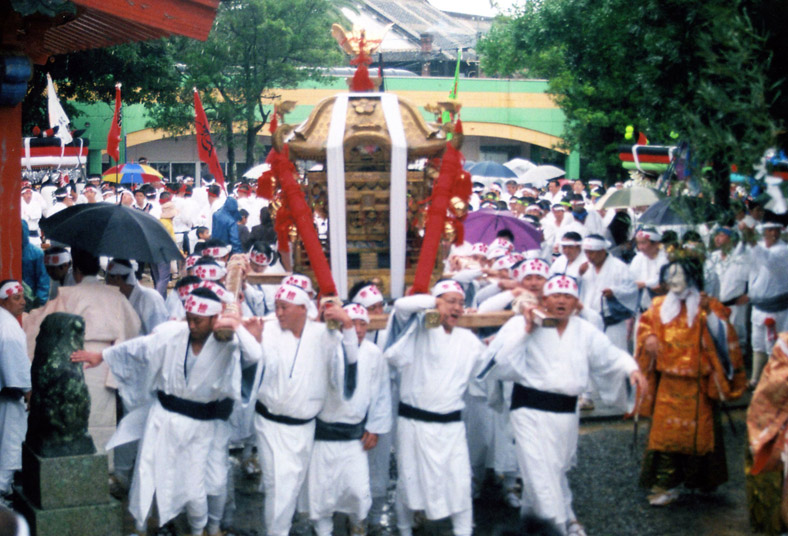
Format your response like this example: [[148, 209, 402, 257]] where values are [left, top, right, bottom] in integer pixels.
[[266, 144, 338, 297], [411, 139, 469, 294]]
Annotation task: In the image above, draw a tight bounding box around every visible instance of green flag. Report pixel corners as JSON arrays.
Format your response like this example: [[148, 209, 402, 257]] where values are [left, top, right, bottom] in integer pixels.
[[443, 48, 461, 140]]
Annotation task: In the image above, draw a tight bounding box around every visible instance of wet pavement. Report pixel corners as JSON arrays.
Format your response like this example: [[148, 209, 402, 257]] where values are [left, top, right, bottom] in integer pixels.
[[123, 406, 755, 536]]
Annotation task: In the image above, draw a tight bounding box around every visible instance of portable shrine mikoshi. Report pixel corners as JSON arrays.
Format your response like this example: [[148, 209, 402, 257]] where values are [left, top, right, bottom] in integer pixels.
[[256, 24, 472, 300]]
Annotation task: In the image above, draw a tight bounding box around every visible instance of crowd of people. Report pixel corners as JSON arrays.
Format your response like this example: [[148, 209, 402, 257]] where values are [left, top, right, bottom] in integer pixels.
[[1, 166, 788, 536]]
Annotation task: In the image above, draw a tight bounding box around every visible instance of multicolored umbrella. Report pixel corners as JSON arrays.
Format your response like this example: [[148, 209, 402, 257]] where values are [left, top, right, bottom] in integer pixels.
[[102, 163, 164, 185]]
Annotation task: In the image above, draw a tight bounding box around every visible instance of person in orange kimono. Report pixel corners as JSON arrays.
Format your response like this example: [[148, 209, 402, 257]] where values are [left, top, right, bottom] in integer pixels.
[[635, 257, 747, 506]]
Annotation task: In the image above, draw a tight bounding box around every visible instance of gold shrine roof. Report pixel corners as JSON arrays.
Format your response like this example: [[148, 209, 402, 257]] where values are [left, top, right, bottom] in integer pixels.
[[286, 94, 448, 162]]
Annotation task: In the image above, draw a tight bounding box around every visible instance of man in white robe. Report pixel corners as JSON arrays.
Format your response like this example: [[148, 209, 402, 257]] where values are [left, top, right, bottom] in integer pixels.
[[105, 258, 170, 492], [71, 287, 262, 536], [481, 274, 646, 535], [302, 303, 392, 536], [348, 282, 396, 531], [43, 247, 75, 300], [0, 281, 30, 503], [253, 284, 358, 536], [745, 221, 788, 385], [628, 227, 669, 312], [384, 280, 487, 536], [244, 242, 285, 318], [23, 248, 141, 461], [578, 234, 639, 351], [548, 232, 586, 279], [705, 226, 749, 352], [105, 259, 168, 336]]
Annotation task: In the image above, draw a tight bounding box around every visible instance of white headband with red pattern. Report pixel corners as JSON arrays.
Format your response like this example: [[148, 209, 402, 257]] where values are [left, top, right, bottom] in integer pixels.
[[431, 280, 465, 298], [543, 275, 579, 298], [183, 293, 222, 316], [194, 263, 226, 281], [514, 259, 550, 281], [344, 303, 369, 324], [44, 251, 71, 267], [203, 245, 231, 258], [352, 284, 383, 308], [0, 281, 23, 298]]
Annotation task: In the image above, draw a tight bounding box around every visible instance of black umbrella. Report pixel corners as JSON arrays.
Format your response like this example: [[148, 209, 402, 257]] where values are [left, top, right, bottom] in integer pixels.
[[40, 203, 183, 264], [637, 196, 720, 226]]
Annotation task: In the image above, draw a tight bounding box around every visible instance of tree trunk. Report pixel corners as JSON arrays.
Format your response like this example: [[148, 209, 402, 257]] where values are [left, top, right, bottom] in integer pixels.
[[245, 119, 257, 169], [710, 157, 730, 211], [223, 112, 236, 183]]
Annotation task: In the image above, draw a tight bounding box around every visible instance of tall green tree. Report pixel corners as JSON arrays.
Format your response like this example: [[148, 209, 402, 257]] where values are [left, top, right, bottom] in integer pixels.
[[149, 0, 343, 181], [479, 0, 783, 206]]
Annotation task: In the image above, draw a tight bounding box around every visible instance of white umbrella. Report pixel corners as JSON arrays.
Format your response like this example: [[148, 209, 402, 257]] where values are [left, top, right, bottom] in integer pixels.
[[504, 158, 536, 181], [519, 165, 564, 188], [242, 163, 270, 179], [601, 186, 665, 209]]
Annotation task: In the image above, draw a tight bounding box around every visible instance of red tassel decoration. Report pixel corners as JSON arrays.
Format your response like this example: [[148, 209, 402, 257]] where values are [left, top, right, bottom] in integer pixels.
[[411, 142, 464, 294], [271, 144, 338, 296]]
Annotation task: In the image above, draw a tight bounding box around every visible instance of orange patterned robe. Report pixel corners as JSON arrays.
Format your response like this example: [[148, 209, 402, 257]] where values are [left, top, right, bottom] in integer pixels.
[[636, 296, 746, 456]]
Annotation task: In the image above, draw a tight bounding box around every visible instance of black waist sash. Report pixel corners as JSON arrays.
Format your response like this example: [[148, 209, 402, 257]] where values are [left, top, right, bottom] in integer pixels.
[[156, 391, 234, 421], [751, 292, 788, 313], [510, 384, 578, 414], [255, 400, 314, 426], [314, 418, 367, 441], [398, 402, 462, 423]]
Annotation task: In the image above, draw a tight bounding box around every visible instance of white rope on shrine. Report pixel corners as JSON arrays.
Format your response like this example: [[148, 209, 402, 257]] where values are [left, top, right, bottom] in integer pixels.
[[381, 93, 407, 299], [326, 94, 350, 298], [326, 93, 408, 299]]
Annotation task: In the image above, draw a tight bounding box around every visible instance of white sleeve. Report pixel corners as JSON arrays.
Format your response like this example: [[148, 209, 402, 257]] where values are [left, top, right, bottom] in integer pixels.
[[102, 332, 165, 410], [478, 316, 529, 383], [477, 290, 514, 313], [586, 325, 637, 408], [365, 349, 392, 435], [475, 282, 503, 304], [391, 294, 436, 324]]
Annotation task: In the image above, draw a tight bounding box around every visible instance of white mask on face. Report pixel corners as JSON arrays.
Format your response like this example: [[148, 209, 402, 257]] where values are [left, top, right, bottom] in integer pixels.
[[666, 264, 688, 296]]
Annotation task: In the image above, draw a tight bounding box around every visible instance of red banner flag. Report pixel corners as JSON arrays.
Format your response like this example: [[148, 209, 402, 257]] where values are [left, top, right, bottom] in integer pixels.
[[193, 88, 226, 189], [106, 83, 122, 162]]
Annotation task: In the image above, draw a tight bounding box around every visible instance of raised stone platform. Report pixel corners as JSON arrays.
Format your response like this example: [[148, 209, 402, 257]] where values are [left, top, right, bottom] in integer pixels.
[[17, 443, 121, 535]]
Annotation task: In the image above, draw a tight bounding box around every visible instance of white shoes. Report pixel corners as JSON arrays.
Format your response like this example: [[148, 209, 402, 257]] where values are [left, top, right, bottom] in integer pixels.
[[648, 487, 680, 506], [504, 491, 521, 509], [567, 520, 587, 536]]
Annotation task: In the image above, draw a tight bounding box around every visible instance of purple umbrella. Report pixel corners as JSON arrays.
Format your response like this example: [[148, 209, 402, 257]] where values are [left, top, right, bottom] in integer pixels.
[[464, 209, 543, 251]]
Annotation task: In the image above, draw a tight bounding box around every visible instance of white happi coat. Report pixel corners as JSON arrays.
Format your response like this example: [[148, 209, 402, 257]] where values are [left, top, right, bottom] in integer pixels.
[[482, 315, 637, 528], [128, 283, 168, 335], [102, 321, 261, 527], [302, 339, 392, 521], [579, 254, 638, 350], [23, 276, 141, 454], [0, 308, 31, 493], [629, 250, 669, 311], [254, 319, 358, 536], [706, 244, 749, 346], [384, 295, 486, 520], [549, 253, 587, 280], [747, 241, 788, 353]]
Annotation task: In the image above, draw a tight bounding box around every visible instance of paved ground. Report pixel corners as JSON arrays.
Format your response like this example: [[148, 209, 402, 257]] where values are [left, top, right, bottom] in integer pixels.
[[121, 407, 758, 536]]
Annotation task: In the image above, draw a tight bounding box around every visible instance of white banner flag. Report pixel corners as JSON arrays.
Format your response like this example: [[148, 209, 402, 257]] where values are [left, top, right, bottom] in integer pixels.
[[47, 73, 73, 145]]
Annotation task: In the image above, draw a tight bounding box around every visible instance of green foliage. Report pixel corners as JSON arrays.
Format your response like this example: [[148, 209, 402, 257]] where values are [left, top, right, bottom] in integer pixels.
[[22, 39, 183, 133], [148, 0, 343, 179], [478, 0, 783, 199], [10, 0, 73, 17]]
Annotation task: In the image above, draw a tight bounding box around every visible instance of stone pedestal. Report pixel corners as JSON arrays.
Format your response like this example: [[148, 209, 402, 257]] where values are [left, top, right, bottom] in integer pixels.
[[16, 443, 121, 536]]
